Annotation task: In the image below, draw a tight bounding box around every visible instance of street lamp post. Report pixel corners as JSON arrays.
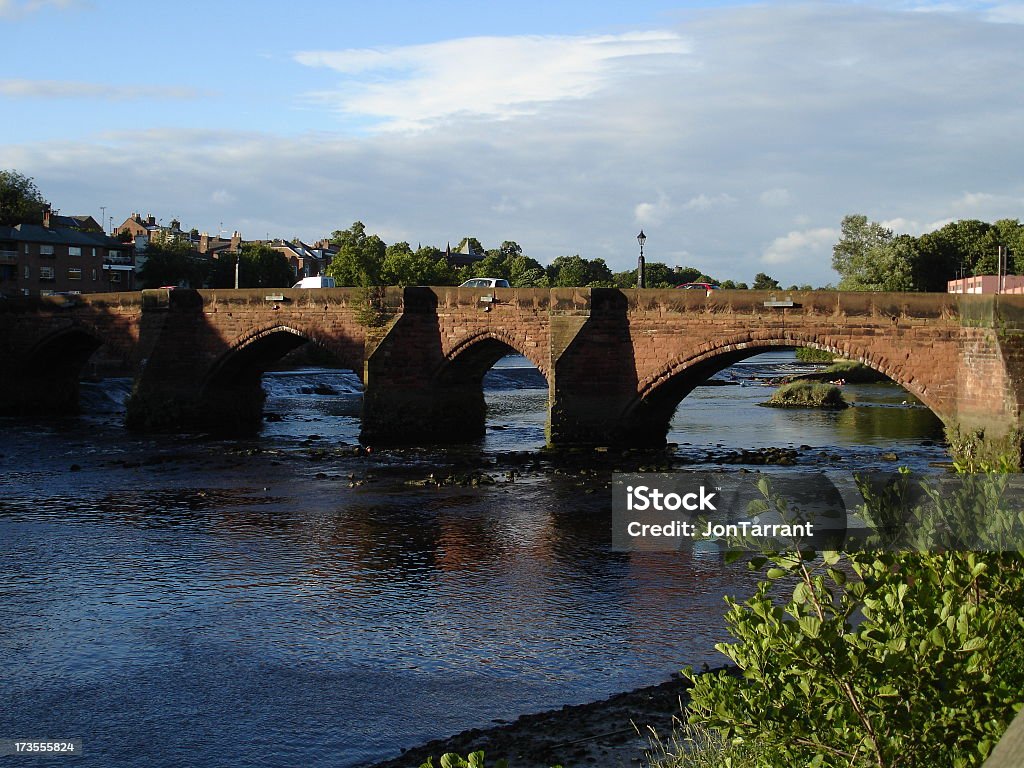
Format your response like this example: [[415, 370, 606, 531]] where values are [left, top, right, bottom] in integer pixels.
[[636, 230, 647, 288]]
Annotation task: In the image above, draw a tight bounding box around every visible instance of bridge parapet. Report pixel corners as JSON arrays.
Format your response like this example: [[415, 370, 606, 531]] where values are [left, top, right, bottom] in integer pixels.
[[1, 288, 1023, 454]]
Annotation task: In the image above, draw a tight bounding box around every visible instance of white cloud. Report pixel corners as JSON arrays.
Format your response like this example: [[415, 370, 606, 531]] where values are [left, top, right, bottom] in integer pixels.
[[5, 3, 1024, 291], [295, 31, 691, 131], [762, 228, 839, 266], [0, 79, 202, 101], [880, 217, 926, 235], [985, 3, 1024, 23], [0, 0, 75, 18], [635, 194, 673, 226], [759, 188, 792, 208], [683, 193, 737, 211], [210, 189, 235, 205]]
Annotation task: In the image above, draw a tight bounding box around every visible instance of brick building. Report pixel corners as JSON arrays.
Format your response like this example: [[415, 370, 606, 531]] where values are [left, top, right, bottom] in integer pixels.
[[268, 238, 336, 280], [0, 208, 133, 297]]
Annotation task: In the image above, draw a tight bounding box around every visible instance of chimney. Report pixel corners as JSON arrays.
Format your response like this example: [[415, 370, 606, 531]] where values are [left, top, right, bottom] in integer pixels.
[[230, 231, 241, 251], [147, 214, 155, 225], [43, 205, 51, 228]]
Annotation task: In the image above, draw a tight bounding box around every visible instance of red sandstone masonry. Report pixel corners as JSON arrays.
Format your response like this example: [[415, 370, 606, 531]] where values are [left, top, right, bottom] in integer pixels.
[[4, 288, 1024, 439]]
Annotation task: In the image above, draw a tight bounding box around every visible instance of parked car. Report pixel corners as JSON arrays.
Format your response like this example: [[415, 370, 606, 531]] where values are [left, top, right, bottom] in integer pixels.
[[459, 278, 510, 288], [292, 276, 337, 289], [676, 282, 719, 291]]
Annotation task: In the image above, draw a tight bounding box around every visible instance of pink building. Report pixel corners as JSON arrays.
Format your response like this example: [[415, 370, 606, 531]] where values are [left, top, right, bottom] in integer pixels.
[[947, 275, 1024, 295]]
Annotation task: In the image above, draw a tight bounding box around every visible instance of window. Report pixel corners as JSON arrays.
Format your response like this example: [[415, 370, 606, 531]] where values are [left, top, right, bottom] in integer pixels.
[[92, 269, 97, 281], [39, 266, 55, 281], [68, 246, 82, 257], [40, 245, 54, 256], [23, 265, 30, 279], [40, 289, 54, 297], [110, 271, 122, 283], [68, 268, 82, 280]]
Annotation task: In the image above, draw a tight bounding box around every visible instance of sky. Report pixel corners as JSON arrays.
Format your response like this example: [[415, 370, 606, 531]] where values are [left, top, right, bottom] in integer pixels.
[[1, 0, 1022, 287]]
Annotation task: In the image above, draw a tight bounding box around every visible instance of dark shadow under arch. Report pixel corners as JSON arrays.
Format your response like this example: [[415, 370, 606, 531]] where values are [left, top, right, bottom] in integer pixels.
[[26, 325, 105, 413]]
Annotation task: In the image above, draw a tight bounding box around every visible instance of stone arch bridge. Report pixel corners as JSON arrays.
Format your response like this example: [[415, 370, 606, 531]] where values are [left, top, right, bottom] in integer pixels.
[[1, 286, 1022, 448]]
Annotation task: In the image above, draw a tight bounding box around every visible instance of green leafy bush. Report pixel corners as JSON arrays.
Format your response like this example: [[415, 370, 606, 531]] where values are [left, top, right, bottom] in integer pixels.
[[795, 347, 836, 363], [763, 381, 849, 409], [682, 476, 1024, 768]]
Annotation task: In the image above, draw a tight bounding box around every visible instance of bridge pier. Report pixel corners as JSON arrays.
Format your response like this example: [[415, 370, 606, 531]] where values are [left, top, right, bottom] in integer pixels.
[[124, 289, 278, 435], [546, 289, 662, 446], [6, 288, 1024, 457], [361, 287, 497, 444]]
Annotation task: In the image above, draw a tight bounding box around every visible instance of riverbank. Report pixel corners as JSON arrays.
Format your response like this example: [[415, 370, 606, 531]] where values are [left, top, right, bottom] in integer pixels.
[[364, 671, 735, 768]]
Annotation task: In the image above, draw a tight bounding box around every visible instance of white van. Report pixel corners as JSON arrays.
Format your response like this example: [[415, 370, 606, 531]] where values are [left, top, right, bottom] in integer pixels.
[[292, 276, 337, 289]]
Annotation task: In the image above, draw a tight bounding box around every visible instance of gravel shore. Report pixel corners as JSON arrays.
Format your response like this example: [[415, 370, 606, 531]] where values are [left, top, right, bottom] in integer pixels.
[[363, 670, 736, 768]]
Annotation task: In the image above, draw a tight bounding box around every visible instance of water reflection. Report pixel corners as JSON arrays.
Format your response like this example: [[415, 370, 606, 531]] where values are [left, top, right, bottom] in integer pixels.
[[0, 350, 951, 768]]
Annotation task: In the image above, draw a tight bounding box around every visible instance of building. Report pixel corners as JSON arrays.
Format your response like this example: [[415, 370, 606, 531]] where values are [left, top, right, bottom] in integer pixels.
[[49, 213, 103, 232], [198, 231, 242, 257], [445, 240, 485, 268], [947, 275, 1024, 294], [0, 207, 134, 297], [268, 238, 337, 280]]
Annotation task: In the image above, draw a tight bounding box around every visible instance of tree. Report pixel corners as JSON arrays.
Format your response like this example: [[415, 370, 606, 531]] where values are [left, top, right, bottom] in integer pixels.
[[326, 221, 386, 286], [138, 240, 210, 288], [752, 272, 781, 290], [832, 215, 913, 291], [645, 262, 686, 288], [506, 254, 548, 287], [991, 219, 1024, 274], [237, 243, 293, 288], [0, 170, 49, 226], [380, 242, 455, 286], [547, 255, 613, 287], [466, 252, 510, 281], [547, 255, 588, 287]]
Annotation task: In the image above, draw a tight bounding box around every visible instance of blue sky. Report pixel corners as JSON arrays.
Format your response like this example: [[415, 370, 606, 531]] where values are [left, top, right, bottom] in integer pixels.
[[2, 0, 1022, 286]]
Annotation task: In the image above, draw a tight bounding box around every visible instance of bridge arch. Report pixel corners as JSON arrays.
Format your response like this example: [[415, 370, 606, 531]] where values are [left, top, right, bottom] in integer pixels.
[[23, 324, 106, 414], [439, 329, 549, 384], [27, 323, 105, 370], [198, 324, 364, 435], [205, 324, 362, 389], [425, 330, 550, 443], [623, 333, 944, 447]]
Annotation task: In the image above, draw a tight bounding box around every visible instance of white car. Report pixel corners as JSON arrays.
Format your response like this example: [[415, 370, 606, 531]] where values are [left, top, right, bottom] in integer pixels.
[[292, 276, 337, 289], [459, 278, 510, 288]]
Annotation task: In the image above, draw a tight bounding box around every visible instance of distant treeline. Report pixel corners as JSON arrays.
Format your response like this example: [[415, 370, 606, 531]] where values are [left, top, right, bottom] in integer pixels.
[[324, 221, 805, 290], [833, 215, 1024, 292]]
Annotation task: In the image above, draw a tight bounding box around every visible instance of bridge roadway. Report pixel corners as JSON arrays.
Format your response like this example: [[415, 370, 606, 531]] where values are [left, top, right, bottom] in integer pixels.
[[1, 286, 1022, 448]]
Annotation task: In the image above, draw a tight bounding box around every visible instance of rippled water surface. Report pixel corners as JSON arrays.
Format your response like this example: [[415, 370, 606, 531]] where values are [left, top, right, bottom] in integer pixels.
[[0, 352, 947, 767]]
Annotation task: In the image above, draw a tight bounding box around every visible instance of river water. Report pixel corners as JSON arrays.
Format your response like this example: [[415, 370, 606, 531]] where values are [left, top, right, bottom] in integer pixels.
[[0, 352, 946, 767]]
